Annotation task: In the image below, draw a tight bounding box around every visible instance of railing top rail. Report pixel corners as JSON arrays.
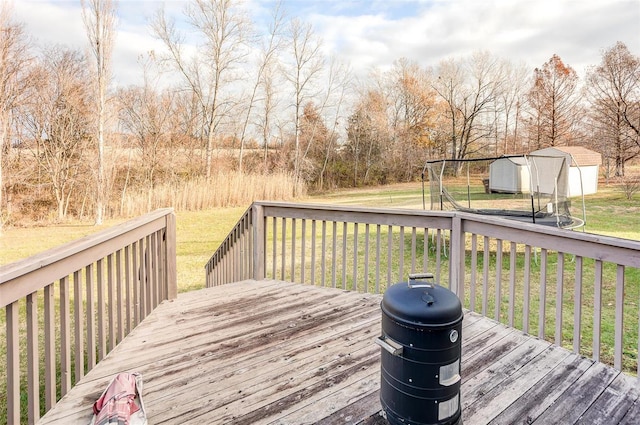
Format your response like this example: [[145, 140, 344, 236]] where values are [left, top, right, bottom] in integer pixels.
[[255, 201, 456, 227], [255, 201, 640, 250], [250, 201, 640, 268], [456, 210, 640, 251], [255, 201, 455, 218], [0, 208, 174, 307]]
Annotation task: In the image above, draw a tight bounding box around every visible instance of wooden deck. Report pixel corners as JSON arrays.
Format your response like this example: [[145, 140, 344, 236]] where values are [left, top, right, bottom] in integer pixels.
[[37, 280, 640, 425]]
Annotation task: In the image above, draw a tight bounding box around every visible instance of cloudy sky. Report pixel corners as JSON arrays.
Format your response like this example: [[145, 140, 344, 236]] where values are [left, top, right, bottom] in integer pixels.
[[12, 0, 640, 86]]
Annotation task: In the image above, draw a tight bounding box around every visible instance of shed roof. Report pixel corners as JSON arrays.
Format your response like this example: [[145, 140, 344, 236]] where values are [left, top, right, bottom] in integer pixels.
[[531, 146, 602, 166]]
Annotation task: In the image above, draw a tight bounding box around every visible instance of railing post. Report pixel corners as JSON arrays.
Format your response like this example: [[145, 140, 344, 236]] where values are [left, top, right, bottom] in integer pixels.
[[253, 203, 265, 280], [449, 215, 465, 300], [165, 210, 178, 300]]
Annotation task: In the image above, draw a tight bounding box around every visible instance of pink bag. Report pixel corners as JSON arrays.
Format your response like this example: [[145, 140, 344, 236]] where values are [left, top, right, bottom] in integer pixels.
[[89, 372, 147, 425]]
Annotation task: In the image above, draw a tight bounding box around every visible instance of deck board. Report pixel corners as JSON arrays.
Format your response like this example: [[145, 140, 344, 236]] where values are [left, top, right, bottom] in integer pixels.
[[37, 279, 639, 425]]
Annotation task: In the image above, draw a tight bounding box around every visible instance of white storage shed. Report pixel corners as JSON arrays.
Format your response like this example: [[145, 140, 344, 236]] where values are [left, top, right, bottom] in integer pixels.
[[531, 146, 602, 196]]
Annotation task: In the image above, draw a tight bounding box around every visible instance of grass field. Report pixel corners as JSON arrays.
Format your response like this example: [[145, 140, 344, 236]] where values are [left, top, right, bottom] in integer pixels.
[[1, 181, 638, 289], [0, 181, 638, 423]]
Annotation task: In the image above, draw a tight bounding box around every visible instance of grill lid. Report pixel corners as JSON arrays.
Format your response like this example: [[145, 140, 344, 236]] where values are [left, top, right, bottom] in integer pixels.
[[382, 273, 462, 327]]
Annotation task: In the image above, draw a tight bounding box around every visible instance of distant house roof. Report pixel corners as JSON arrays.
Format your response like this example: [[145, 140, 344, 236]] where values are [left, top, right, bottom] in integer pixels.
[[531, 146, 602, 166]]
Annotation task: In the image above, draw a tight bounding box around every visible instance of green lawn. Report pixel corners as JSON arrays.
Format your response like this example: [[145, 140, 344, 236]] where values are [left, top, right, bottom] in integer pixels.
[[0, 182, 638, 423], [0, 208, 249, 292], [1, 182, 638, 291]]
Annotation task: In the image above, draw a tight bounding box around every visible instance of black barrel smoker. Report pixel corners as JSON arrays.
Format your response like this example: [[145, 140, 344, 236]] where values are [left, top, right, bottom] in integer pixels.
[[376, 273, 463, 425]]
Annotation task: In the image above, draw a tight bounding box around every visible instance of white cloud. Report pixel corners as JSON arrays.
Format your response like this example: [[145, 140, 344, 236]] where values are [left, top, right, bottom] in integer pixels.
[[14, 0, 85, 49], [305, 0, 640, 79], [11, 0, 640, 87]]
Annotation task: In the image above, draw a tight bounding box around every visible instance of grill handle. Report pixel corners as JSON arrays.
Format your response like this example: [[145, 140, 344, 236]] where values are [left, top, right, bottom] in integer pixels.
[[407, 273, 435, 289], [376, 336, 403, 356]]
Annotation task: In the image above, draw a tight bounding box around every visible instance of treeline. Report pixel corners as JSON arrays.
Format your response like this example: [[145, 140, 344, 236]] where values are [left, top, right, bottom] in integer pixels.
[[0, 1, 638, 226]]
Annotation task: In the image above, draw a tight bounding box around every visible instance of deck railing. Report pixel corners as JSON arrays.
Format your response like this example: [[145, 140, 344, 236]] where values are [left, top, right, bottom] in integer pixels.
[[205, 201, 640, 378], [0, 208, 177, 425]]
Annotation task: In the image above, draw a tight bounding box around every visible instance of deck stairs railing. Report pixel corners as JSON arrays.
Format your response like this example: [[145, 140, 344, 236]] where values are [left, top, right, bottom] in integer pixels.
[[206, 201, 640, 380], [0, 208, 177, 425]]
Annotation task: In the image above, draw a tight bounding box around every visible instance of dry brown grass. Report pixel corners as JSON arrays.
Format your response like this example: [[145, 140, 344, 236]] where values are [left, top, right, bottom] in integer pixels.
[[118, 171, 306, 217]]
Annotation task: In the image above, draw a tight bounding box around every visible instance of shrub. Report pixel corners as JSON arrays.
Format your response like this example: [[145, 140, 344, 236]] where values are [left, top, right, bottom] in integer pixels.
[[619, 176, 640, 200]]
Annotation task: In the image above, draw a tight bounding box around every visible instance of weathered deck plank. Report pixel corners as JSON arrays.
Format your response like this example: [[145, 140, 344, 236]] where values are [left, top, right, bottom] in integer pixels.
[[37, 279, 638, 425], [576, 373, 640, 424], [488, 353, 593, 424]]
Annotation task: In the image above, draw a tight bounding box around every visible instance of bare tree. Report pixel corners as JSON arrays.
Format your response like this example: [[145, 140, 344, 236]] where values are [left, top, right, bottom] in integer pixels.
[[389, 59, 435, 142], [316, 58, 352, 190], [586, 42, 640, 176], [432, 58, 464, 161], [0, 2, 29, 233], [20, 48, 92, 220], [346, 89, 389, 186], [526, 54, 580, 149], [433, 51, 504, 165], [386, 58, 437, 180], [234, 0, 284, 173], [152, 0, 249, 178], [82, 0, 117, 225], [170, 88, 204, 173], [494, 60, 528, 154], [282, 18, 324, 193], [118, 53, 175, 208], [257, 54, 279, 170]]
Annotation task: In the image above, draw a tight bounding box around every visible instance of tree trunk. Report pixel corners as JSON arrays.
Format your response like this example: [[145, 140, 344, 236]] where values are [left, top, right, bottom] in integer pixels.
[[206, 128, 214, 178], [0, 116, 5, 234]]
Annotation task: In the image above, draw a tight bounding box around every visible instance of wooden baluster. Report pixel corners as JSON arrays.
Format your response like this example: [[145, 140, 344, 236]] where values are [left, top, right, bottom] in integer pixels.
[[60, 276, 71, 395], [125, 245, 132, 334], [281, 218, 286, 281], [387, 225, 393, 286], [398, 226, 404, 282], [593, 260, 603, 362], [555, 252, 565, 347], [342, 222, 347, 290], [410, 228, 417, 274], [538, 249, 548, 340], [271, 216, 277, 279], [74, 270, 84, 382], [364, 223, 370, 293], [97, 258, 106, 360], [614, 264, 625, 370], [44, 284, 56, 407], [482, 236, 490, 316], [27, 291, 40, 423], [470, 234, 478, 312], [352, 223, 358, 291], [573, 256, 583, 354], [321, 220, 327, 287], [311, 220, 317, 286], [423, 228, 429, 273], [301, 219, 306, 285], [332, 221, 337, 288], [436, 229, 442, 283], [523, 245, 532, 334], [132, 241, 140, 326], [107, 254, 116, 351], [495, 240, 503, 322], [375, 224, 381, 293], [509, 241, 517, 327], [86, 264, 96, 370], [116, 250, 124, 343], [291, 218, 296, 282], [7, 301, 20, 425]]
